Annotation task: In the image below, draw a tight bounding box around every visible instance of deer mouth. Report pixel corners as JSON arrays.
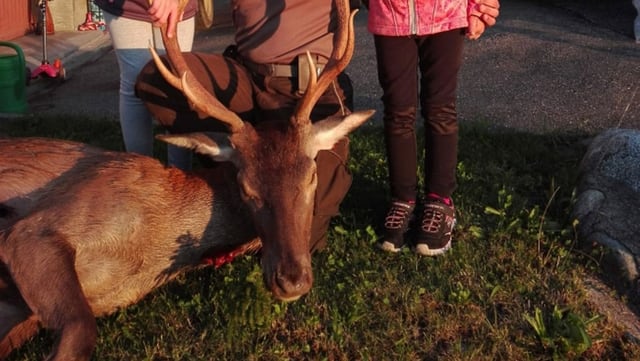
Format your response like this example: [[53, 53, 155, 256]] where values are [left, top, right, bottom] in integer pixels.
[[262, 256, 313, 302]]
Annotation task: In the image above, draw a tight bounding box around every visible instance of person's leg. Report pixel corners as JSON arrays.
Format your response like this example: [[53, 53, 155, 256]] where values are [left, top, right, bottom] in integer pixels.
[[309, 135, 351, 252], [375, 35, 420, 204], [136, 52, 256, 130], [309, 73, 356, 252], [104, 13, 155, 157], [414, 29, 464, 256], [136, 50, 256, 172], [374, 35, 419, 252], [634, 0, 640, 43], [104, 13, 195, 170], [418, 29, 464, 200]]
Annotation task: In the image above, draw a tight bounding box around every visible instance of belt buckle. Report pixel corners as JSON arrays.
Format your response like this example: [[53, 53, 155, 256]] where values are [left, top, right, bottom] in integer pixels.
[[267, 63, 278, 76], [297, 54, 323, 94]]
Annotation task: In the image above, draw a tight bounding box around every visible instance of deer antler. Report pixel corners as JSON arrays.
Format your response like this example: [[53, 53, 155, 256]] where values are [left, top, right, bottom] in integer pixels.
[[147, 0, 245, 133], [294, 0, 357, 123]]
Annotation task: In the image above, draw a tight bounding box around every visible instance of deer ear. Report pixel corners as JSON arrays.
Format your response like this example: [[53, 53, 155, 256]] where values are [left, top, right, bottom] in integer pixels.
[[156, 132, 237, 162], [308, 109, 375, 156]]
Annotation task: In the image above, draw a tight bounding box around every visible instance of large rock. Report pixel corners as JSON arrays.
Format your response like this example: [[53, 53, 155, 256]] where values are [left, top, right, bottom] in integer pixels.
[[572, 129, 640, 288]]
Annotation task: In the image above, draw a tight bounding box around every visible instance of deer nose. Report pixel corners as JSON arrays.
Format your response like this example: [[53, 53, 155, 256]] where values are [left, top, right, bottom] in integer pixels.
[[272, 264, 313, 302]]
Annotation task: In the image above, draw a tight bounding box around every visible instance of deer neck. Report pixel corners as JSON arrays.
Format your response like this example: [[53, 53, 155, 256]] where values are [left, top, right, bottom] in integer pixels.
[[168, 164, 257, 268]]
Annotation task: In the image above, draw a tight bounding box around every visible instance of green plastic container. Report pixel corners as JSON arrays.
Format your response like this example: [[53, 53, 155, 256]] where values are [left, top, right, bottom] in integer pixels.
[[0, 41, 28, 114]]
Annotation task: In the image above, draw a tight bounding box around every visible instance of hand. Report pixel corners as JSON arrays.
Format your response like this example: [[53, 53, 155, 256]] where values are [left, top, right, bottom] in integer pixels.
[[473, 0, 500, 27], [466, 15, 486, 40], [148, 0, 184, 38], [466, 0, 500, 40]]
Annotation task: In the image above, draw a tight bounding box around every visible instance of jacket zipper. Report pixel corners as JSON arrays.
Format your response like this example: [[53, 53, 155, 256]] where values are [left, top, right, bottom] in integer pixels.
[[409, 0, 417, 35]]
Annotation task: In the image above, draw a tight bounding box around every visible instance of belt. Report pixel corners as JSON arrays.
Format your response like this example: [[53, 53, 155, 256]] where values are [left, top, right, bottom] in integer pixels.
[[244, 62, 296, 77], [242, 54, 327, 78]]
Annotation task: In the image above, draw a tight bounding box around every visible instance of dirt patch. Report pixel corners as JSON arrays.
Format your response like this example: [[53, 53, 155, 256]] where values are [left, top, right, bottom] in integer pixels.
[[584, 275, 640, 341]]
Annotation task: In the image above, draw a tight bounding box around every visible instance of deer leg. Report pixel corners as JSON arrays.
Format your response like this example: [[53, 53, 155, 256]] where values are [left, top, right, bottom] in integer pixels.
[[0, 298, 31, 341], [0, 263, 39, 359], [0, 314, 40, 359], [3, 232, 97, 361], [0, 261, 29, 339]]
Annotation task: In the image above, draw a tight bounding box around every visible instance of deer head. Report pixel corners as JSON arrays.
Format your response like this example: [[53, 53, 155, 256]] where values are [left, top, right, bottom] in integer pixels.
[[149, 0, 373, 301]]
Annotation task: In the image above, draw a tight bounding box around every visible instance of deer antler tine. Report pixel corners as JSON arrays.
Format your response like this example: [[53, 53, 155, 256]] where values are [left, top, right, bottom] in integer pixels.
[[148, 0, 245, 132], [178, 72, 246, 133], [150, 45, 183, 90], [294, 0, 356, 122], [305, 51, 318, 90]]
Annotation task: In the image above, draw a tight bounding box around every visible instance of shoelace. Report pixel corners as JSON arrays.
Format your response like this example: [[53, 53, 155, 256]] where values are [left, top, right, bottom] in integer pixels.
[[384, 203, 412, 230], [421, 206, 444, 234]]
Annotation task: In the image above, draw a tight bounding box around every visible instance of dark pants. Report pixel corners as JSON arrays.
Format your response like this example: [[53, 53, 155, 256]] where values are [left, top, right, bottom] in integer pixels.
[[374, 29, 464, 202], [134, 52, 353, 252]]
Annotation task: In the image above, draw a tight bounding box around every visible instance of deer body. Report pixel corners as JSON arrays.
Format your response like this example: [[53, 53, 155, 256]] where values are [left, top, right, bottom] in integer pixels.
[[4, 141, 254, 315], [0, 137, 261, 360]]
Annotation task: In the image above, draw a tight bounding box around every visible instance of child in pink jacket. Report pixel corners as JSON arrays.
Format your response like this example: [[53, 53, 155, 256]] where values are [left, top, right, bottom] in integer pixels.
[[368, 0, 500, 256]]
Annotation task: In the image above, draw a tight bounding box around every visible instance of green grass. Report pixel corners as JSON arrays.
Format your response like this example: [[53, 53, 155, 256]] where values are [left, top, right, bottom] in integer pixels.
[[2, 115, 639, 360]]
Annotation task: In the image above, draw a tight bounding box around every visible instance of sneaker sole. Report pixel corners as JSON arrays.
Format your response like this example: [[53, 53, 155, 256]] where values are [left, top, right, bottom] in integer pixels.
[[377, 240, 403, 253], [413, 239, 451, 256]]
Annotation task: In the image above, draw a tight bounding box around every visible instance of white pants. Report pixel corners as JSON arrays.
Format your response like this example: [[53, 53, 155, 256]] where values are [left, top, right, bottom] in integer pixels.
[[104, 12, 195, 170]]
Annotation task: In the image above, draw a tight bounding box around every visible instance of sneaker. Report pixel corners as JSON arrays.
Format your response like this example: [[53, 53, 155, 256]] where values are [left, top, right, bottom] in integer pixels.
[[377, 200, 415, 253], [414, 197, 456, 256]]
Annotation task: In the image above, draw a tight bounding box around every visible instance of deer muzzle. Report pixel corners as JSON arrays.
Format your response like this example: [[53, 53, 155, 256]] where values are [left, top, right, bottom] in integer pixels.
[[262, 253, 313, 302]]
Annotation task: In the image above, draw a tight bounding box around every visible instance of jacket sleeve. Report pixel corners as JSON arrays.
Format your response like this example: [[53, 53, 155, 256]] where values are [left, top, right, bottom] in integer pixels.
[[467, 0, 481, 18]]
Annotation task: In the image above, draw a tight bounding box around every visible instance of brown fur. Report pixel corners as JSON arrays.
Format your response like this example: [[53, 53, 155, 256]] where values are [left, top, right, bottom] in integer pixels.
[[0, 137, 260, 360]]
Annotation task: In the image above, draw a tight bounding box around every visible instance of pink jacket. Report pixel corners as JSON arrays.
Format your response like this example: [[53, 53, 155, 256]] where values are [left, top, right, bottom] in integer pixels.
[[367, 0, 476, 36]]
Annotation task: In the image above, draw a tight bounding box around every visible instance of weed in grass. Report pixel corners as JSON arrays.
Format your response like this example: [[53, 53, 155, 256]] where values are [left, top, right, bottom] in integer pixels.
[[524, 305, 602, 360]]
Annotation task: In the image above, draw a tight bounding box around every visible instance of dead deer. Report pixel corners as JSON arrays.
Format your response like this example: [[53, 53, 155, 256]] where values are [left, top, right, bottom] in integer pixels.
[[0, 138, 264, 360], [0, 0, 372, 359]]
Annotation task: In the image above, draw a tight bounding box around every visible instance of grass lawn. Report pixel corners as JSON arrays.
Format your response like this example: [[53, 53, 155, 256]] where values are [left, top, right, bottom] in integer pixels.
[[1, 114, 639, 360]]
